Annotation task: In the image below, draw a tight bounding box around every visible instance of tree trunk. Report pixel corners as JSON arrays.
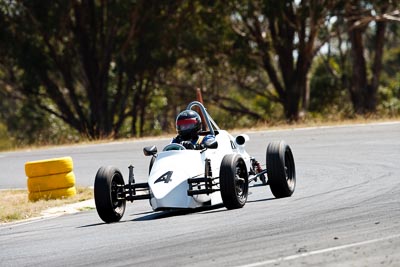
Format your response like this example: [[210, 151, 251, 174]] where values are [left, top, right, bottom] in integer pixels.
[[131, 107, 138, 137], [283, 84, 301, 121], [301, 73, 310, 114], [348, 24, 368, 114], [367, 20, 386, 112], [346, 2, 387, 115]]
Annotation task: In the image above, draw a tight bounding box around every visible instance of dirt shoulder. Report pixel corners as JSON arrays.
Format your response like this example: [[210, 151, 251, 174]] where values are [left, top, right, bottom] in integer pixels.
[[0, 187, 94, 224]]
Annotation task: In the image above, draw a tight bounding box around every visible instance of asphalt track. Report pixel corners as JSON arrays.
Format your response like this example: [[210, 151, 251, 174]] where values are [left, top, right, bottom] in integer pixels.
[[0, 122, 399, 266]]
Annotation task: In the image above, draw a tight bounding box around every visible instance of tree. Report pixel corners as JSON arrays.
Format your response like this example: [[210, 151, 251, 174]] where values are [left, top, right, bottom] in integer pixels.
[[229, 0, 337, 121], [0, 0, 182, 139], [344, 0, 399, 114]]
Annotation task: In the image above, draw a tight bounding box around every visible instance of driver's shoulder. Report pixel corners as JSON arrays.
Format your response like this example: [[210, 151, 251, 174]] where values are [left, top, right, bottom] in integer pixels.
[[171, 135, 182, 143]]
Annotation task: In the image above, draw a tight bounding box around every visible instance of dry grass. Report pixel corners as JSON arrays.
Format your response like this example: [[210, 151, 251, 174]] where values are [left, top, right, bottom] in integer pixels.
[[0, 187, 93, 223]]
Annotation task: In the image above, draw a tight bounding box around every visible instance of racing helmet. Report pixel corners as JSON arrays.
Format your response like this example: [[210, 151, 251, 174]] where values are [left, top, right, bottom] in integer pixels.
[[176, 110, 202, 138]]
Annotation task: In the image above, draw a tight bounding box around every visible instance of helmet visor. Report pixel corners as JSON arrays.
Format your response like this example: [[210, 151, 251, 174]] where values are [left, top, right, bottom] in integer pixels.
[[177, 118, 197, 132]]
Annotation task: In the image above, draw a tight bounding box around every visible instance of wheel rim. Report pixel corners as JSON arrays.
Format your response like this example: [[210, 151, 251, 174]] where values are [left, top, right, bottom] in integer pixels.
[[111, 174, 124, 213], [234, 161, 248, 202], [284, 148, 295, 189]]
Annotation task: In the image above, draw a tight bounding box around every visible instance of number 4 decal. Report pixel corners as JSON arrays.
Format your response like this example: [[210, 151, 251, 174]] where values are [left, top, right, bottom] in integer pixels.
[[154, 171, 173, 184]]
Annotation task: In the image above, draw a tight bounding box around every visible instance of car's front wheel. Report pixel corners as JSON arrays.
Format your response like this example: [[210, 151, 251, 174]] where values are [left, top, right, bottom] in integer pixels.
[[94, 166, 126, 223], [219, 154, 249, 209]]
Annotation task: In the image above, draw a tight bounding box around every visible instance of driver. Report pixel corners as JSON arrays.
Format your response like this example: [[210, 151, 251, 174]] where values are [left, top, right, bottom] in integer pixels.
[[172, 110, 215, 150]]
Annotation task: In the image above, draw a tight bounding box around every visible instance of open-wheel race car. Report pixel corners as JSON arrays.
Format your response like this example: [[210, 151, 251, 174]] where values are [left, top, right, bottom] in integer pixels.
[[94, 101, 296, 223]]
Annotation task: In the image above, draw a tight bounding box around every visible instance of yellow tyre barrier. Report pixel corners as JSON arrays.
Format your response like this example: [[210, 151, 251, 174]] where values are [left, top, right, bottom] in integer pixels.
[[25, 156, 76, 202], [27, 171, 76, 193], [28, 186, 77, 202], [25, 157, 73, 178]]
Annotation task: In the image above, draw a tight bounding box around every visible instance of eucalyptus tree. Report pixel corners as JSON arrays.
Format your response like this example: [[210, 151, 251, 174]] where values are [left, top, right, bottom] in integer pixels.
[[344, 0, 399, 114], [229, 0, 337, 120], [0, 0, 182, 139]]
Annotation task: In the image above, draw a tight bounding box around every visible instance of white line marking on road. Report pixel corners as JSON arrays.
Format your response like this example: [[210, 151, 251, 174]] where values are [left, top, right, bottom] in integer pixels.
[[238, 233, 400, 267], [240, 121, 400, 134], [292, 121, 400, 132]]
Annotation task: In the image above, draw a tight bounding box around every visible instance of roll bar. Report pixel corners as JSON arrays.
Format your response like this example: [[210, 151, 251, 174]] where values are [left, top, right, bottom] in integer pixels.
[[186, 101, 220, 136]]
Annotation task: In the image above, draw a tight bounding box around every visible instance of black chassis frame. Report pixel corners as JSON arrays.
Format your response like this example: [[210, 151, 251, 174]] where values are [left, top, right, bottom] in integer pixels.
[[187, 158, 268, 196]]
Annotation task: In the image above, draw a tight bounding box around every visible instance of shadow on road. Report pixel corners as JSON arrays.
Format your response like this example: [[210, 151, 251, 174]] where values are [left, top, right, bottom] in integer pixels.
[[132, 204, 225, 221], [77, 204, 226, 227], [78, 197, 274, 227], [77, 222, 109, 228], [247, 197, 276, 203]]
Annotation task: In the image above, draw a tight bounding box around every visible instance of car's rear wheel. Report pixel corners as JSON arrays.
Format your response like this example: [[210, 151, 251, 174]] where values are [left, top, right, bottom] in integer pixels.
[[220, 154, 249, 209], [94, 166, 126, 223], [266, 141, 296, 198]]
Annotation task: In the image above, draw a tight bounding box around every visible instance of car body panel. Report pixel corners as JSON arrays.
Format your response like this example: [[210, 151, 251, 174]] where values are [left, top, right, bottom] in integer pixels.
[[148, 129, 251, 210]]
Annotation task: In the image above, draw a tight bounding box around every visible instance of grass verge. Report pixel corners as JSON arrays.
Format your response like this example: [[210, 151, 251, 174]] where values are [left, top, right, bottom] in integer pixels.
[[0, 186, 93, 223]]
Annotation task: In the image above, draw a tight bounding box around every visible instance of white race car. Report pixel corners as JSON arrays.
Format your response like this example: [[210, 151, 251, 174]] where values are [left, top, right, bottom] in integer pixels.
[[94, 101, 296, 223]]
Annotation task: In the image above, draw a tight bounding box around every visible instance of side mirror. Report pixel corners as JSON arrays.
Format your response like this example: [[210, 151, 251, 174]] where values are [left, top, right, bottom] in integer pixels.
[[143, 145, 157, 156], [205, 140, 218, 149]]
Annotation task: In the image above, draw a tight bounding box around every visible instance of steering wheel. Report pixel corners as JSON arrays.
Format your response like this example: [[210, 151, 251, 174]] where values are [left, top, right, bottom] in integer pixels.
[[162, 143, 186, 151]]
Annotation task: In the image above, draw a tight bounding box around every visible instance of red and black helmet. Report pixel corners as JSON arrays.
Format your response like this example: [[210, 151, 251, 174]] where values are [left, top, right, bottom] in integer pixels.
[[176, 110, 202, 138]]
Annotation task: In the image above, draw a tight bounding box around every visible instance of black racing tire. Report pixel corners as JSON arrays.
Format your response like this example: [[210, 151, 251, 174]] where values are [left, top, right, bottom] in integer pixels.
[[266, 141, 296, 198], [94, 166, 126, 223], [219, 154, 249, 209]]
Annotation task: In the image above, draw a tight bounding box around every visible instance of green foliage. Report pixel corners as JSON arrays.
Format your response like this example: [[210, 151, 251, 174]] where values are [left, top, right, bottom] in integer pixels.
[[0, 123, 13, 150], [378, 83, 400, 116], [0, 0, 186, 139], [382, 47, 400, 79], [378, 47, 400, 116], [0, 98, 80, 147], [0, 0, 400, 148], [309, 57, 349, 113]]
